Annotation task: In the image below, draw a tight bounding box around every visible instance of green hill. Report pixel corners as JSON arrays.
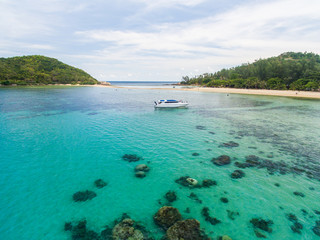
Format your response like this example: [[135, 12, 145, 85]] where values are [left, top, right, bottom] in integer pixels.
[[0, 55, 99, 86], [181, 52, 320, 91]]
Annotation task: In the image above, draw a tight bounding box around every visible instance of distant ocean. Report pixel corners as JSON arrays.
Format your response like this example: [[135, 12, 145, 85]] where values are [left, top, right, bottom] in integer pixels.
[[0, 86, 320, 239], [108, 81, 180, 88]]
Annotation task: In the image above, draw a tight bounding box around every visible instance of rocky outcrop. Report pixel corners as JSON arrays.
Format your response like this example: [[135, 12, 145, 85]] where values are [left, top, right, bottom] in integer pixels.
[[135, 164, 150, 172], [134, 164, 150, 178]]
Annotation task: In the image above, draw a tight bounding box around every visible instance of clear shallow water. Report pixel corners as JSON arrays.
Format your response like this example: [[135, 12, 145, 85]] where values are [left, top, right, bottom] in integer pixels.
[[0, 86, 320, 240]]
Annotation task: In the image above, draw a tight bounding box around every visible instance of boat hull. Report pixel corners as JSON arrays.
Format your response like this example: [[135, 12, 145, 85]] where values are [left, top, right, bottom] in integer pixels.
[[154, 103, 188, 108]]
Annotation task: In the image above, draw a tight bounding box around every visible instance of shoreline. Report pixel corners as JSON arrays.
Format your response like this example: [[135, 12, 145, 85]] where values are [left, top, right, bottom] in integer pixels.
[[95, 84, 320, 99], [2, 84, 320, 99]]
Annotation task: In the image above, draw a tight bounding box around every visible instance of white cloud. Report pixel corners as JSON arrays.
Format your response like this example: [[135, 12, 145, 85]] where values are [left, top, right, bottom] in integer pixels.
[[77, 0, 320, 59], [1, 0, 320, 81], [131, 0, 206, 8], [72, 0, 320, 80]]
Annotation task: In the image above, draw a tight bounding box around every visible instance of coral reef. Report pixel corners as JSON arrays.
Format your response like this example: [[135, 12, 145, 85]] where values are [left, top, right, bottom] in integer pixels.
[[166, 219, 204, 240], [165, 191, 177, 203], [201, 207, 221, 225], [220, 141, 239, 148], [285, 213, 303, 234], [212, 155, 231, 166], [153, 206, 182, 230], [122, 154, 142, 162], [94, 179, 108, 189], [231, 170, 245, 179], [250, 218, 273, 233], [73, 190, 97, 202]]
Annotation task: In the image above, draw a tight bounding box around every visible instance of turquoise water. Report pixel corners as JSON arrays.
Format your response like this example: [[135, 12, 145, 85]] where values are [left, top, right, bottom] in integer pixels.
[[0, 86, 320, 239]]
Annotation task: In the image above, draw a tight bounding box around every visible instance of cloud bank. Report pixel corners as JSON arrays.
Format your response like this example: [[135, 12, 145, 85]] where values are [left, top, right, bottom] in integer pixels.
[[1, 0, 320, 81]]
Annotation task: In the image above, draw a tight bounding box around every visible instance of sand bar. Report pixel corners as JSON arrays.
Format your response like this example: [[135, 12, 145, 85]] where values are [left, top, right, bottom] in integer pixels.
[[94, 84, 320, 99]]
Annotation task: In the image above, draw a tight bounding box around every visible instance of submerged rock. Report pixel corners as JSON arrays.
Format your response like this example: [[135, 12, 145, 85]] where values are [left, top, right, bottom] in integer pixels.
[[135, 171, 146, 178], [234, 162, 251, 169], [291, 222, 303, 234], [165, 191, 177, 203], [186, 178, 198, 186], [219, 236, 232, 240], [153, 206, 182, 230], [286, 213, 303, 234], [250, 218, 273, 233], [94, 179, 108, 189], [122, 154, 142, 162], [254, 230, 266, 238], [293, 191, 305, 197], [227, 210, 239, 220], [100, 226, 113, 240], [246, 155, 260, 161], [201, 207, 221, 225], [188, 193, 202, 204], [286, 213, 298, 222], [196, 125, 207, 130], [192, 152, 200, 156], [70, 220, 100, 240], [166, 219, 204, 240], [64, 222, 72, 231], [134, 164, 150, 172], [201, 179, 217, 187], [220, 141, 239, 148], [73, 190, 97, 202], [313, 221, 320, 236], [175, 176, 199, 187], [175, 176, 191, 187], [231, 170, 245, 179], [220, 197, 229, 203], [71, 220, 87, 239], [212, 155, 231, 166]]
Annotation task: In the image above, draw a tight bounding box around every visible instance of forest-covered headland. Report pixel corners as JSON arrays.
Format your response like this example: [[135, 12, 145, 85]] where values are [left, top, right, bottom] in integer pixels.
[[0, 55, 99, 86], [180, 52, 320, 91]]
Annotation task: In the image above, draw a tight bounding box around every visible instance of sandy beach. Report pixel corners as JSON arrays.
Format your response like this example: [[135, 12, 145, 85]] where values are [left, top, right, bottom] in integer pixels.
[[95, 84, 320, 99]]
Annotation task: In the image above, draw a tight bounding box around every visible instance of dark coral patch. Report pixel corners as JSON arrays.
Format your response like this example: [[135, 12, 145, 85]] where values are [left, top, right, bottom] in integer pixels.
[[212, 155, 231, 166], [201, 207, 221, 225], [73, 190, 97, 202], [122, 154, 142, 162], [94, 179, 107, 189]]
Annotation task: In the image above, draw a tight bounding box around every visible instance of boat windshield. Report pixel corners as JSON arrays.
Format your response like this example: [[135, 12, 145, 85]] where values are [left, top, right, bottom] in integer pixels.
[[158, 99, 179, 103]]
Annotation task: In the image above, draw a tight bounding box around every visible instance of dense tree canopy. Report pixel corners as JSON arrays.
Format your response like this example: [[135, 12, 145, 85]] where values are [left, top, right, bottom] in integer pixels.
[[181, 52, 320, 91], [0, 55, 99, 85]]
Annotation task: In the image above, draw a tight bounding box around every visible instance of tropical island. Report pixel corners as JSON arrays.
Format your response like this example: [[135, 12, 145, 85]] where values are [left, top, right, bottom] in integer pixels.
[[180, 52, 320, 91], [0, 55, 99, 86]]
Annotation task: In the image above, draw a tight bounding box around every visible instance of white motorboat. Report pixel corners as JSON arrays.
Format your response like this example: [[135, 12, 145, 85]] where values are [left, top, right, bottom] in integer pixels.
[[154, 99, 188, 108]]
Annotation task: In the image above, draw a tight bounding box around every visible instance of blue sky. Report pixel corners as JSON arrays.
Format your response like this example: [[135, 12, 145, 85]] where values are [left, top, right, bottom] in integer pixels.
[[1, 0, 320, 81]]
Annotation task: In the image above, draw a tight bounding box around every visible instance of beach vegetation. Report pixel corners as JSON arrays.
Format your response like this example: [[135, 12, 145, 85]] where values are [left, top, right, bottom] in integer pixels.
[[0, 55, 98, 86], [181, 52, 320, 91]]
